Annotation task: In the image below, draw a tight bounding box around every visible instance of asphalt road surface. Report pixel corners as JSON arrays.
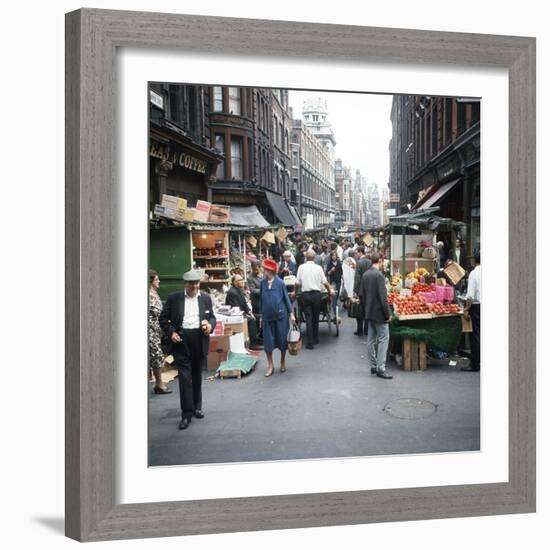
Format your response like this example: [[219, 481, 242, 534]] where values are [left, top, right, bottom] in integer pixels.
[[149, 315, 479, 466]]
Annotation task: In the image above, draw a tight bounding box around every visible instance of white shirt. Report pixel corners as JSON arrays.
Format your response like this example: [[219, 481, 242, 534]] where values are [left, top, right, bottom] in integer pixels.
[[336, 245, 344, 261], [296, 261, 327, 292], [455, 249, 462, 267], [182, 291, 200, 329], [466, 265, 481, 303]]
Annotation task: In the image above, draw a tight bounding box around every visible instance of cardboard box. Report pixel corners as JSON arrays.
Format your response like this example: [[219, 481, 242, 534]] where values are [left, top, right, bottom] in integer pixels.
[[193, 200, 211, 222], [208, 204, 231, 223], [154, 204, 190, 222], [183, 208, 195, 222], [443, 261, 466, 286], [462, 312, 473, 333], [161, 194, 187, 210], [213, 321, 225, 335], [208, 334, 231, 353], [224, 319, 249, 341], [207, 350, 228, 371]]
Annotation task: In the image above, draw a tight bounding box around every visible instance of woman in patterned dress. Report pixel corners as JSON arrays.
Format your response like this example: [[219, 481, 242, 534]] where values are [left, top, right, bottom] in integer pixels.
[[149, 270, 171, 394]]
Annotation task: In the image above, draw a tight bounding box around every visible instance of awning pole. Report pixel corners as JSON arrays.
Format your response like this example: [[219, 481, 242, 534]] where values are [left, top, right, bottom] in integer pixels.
[[402, 225, 406, 288]]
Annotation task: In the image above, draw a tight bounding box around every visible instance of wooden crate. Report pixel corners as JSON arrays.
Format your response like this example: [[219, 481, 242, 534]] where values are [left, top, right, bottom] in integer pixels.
[[402, 339, 427, 371]]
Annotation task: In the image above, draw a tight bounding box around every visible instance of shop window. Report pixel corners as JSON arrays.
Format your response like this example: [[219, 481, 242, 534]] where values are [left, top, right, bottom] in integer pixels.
[[228, 87, 241, 115], [230, 137, 243, 179]]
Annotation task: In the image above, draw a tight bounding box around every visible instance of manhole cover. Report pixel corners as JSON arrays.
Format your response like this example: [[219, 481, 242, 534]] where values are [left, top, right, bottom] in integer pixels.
[[383, 398, 437, 420]]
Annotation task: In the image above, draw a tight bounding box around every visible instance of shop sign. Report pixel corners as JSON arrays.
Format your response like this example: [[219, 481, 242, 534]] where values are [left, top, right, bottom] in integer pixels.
[[149, 90, 164, 109], [390, 193, 400, 202], [150, 142, 208, 175]]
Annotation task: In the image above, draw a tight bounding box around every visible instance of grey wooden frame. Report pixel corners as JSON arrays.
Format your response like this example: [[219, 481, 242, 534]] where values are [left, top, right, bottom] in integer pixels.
[[65, 8, 536, 542]]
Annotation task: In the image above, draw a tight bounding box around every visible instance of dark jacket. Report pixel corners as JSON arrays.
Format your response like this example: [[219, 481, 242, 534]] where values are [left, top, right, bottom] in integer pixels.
[[326, 258, 343, 287], [159, 290, 216, 356], [450, 246, 468, 270], [225, 285, 251, 316], [247, 273, 263, 312], [277, 260, 297, 278], [358, 266, 390, 323], [353, 256, 372, 295]]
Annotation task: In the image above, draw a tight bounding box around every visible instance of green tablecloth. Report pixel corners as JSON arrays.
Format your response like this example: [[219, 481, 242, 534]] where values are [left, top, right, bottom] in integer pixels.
[[389, 316, 462, 353]]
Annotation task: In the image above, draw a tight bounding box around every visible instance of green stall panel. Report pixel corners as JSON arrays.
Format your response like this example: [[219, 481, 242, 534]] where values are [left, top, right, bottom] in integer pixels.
[[149, 225, 192, 300]]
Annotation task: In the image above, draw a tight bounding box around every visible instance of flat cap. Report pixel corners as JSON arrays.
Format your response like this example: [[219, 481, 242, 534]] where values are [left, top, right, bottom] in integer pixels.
[[182, 270, 203, 282]]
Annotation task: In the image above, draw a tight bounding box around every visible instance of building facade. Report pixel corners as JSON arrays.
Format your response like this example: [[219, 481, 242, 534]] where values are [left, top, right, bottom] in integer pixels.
[[199, 85, 298, 227], [148, 83, 222, 213], [291, 119, 335, 228], [389, 95, 481, 253], [334, 159, 353, 225]]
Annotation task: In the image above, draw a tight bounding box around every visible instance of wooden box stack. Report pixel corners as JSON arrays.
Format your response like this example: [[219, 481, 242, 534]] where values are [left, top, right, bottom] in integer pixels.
[[402, 339, 427, 371]]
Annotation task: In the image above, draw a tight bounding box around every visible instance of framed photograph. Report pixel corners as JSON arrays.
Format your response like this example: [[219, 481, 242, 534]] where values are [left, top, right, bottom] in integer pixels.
[[65, 8, 536, 542]]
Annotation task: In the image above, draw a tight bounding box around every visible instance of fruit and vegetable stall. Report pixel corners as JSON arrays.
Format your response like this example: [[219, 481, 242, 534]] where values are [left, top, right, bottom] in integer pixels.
[[386, 208, 467, 370]]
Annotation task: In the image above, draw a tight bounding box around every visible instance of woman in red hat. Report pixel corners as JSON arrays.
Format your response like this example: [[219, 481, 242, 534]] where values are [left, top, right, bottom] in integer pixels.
[[259, 258, 295, 377]]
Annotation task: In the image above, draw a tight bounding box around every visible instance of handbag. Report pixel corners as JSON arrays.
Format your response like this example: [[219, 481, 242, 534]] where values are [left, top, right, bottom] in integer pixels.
[[348, 297, 362, 319], [287, 322, 302, 355]]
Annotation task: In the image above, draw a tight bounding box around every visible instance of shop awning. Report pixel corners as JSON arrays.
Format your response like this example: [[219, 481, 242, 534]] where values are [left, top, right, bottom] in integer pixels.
[[265, 190, 297, 227], [288, 204, 304, 230], [413, 178, 461, 210], [229, 205, 270, 227]]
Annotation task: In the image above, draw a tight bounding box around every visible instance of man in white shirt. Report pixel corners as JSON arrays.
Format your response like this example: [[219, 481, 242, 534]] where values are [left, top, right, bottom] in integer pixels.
[[462, 252, 481, 372], [295, 250, 334, 349]]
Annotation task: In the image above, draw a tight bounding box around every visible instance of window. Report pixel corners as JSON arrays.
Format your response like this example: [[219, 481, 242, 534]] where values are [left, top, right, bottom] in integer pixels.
[[228, 87, 241, 115], [214, 134, 225, 179], [230, 137, 243, 179], [213, 86, 223, 112]]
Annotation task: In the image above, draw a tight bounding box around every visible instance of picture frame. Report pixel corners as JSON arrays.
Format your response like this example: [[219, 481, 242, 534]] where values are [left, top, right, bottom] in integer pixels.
[[65, 8, 536, 542]]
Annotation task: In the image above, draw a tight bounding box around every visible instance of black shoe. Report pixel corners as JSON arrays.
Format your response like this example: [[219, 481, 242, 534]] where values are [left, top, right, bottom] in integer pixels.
[[460, 366, 480, 372], [306, 343, 314, 350], [370, 367, 376, 374], [153, 386, 172, 394], [193, 409, 205, 419], [178, 417, 191, 430], [376, 370, 393, 379], [354, 331, 363, 336], [314, 340, 320, 345]]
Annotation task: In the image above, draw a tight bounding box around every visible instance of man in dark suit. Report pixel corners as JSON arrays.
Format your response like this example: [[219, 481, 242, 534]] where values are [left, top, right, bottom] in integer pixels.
[[358, 253, 392, 379], [450, 238, 468, 270], [353, 246, 372, 336], [160, 270, 216, 430], [225, 273, 262, 348]]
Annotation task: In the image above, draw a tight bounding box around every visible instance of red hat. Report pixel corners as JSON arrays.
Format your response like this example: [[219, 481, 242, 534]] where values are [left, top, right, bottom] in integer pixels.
[[262, 258, 278, 273]]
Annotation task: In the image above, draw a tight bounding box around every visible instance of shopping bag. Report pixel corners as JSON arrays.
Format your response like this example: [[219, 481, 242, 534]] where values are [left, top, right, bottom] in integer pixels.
[[287, 322, 302, 355], [348, 297, 362, 319]]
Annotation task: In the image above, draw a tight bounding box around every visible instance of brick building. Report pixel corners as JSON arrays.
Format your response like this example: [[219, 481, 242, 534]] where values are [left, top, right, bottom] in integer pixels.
[[389, 95, 481, 253]]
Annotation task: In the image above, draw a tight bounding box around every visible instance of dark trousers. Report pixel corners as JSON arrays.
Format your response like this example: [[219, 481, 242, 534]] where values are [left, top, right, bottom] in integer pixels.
[[246, 314, 260, 344], [301, 290, 321, 345], [173, 329, 203, 419], [470, 304, 481, 370], [356, 298, 367, 335]]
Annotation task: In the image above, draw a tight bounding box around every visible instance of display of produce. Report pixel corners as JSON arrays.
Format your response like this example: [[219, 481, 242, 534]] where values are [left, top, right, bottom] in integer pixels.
[[411, 283, 432, 294], [390, 273, 403, 287], [393, 295, 431, 316], [429, 302, 462, 316]]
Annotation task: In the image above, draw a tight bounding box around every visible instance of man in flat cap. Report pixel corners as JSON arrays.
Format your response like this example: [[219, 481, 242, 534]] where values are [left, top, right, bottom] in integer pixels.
[[160, 270, 216, 430]]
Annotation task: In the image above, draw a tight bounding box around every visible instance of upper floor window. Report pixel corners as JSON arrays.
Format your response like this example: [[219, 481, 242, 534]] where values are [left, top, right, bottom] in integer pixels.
[[231, 136, 243, 179], [213, 86, 223, 112], [228, 87, 241, 115]]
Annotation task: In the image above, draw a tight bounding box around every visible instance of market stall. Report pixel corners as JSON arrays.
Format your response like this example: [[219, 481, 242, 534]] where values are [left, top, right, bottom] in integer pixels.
[[386, 208, 467, 370]]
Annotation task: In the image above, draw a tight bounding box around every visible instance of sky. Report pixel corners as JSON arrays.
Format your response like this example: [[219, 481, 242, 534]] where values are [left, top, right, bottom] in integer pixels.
[[288, 90, 393, 191]]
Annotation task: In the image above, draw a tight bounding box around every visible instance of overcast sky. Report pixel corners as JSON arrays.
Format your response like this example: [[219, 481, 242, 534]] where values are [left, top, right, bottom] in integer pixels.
[[288, 90, 393, 191]]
